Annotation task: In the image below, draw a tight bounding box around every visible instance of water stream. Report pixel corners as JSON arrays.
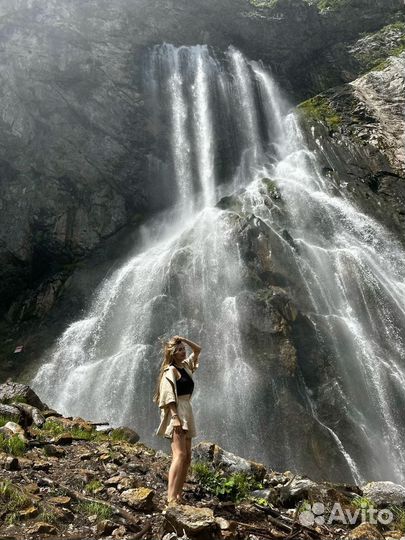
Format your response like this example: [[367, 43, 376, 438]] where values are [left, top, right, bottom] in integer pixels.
[[32, 44, 405, 484]]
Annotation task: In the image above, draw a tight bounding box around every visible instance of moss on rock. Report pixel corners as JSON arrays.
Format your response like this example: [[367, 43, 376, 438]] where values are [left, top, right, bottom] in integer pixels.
[[297, 95, 342, 130]]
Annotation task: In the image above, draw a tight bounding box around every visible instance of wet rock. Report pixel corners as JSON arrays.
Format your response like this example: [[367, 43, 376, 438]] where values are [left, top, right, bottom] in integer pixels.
[[120, 487, 154, 511], [346, 522, 384, 539], [361, 481, 405, 507], [0, 381, 46, 410]]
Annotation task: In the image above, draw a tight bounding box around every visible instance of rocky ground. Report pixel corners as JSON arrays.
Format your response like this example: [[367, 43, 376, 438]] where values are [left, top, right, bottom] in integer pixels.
[[1, 382, 405, 540]]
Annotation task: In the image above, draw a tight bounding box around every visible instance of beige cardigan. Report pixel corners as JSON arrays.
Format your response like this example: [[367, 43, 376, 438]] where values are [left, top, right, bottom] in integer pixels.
[[155, 352, 199, 438]]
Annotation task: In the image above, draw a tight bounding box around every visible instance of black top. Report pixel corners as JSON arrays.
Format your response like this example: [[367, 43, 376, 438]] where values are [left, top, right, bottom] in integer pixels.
[[175, 366, 194, 396]]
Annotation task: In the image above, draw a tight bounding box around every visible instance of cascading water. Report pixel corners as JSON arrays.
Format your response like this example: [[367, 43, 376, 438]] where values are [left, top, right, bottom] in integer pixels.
[[32, 44, 405, 484]]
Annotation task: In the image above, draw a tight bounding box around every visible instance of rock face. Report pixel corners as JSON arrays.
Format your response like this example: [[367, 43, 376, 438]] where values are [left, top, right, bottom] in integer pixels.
[[297, 53, 405, 243], [0, 0, 403, 327]]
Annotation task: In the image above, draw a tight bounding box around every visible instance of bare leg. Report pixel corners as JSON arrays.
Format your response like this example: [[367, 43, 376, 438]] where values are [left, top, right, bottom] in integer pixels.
[[176, 437, 192, 502], [167, 428, 187, 502]]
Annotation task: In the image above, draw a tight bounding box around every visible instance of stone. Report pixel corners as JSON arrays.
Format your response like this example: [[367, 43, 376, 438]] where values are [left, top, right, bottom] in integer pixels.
[[117, 477, 137, 491], [28, 521, 58, 534], [121, 487, 154, 511], [0, 381, 46, 410], [1, 421, 27, 441], [43, 444, 66, 457], [48, 495, 72, 505], [192, 441, 266, 481], [111, 426, 140, 443], [97, 519, 118, 535], [0, 403, 21, 423], [162, 504, 217, 536], [362, 481, 405, 507], [105, 474, 124, 486], [112, 525, 127, 537], [215, 517, 236, 531], [18, 506, 38, 519], [51, 433, 73, 445], [1, 456, 20, 471], [346, 522, 384, 539]]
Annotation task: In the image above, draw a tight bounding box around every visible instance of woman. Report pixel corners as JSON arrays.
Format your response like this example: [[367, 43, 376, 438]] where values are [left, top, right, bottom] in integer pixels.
[[153, 334, 201, 506]]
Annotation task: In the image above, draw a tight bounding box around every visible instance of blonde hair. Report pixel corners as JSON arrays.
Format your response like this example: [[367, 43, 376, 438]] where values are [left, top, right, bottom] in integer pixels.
[[153, 336, 182, 404]]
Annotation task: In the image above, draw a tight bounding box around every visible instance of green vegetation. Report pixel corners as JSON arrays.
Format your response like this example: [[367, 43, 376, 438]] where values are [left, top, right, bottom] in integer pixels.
[[352, 496, 374, 510], [76, 501, 113, 521], [84, 479, 104, 494], [0, 480, 31, 520], [37, 507, 58, 524], [0, 433, 27, 456], [2, 395, 27, 406], [33, 419, 110, 443], [191, 461, 263, 503], [0, 414, 19, 427], [261, 177, 280, 198], [390, 505, 405, 532], [297, 95, 342, 130], [110, 428, 135, 442], [355, 22, 405, 73]]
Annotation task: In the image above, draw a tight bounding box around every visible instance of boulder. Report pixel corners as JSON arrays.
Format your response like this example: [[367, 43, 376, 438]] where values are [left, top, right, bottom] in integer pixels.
[[192, 441, 266, 481], [120, 487, 154, 511], [111, 426, 140, 444], [0, 381, 46, 410], [361, 481, 405, 507], [0, 404, 21, 423], [0, 421, 27, 441], [162, 504, 217, 537]]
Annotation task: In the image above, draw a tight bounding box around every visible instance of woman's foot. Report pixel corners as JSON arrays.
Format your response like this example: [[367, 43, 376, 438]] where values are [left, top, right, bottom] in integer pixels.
[[166, 497, 178, 507], [176, 495, 186, 504]]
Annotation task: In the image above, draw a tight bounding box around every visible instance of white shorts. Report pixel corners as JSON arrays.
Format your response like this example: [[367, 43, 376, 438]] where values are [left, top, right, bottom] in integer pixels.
[[164, 395, 197, 439]]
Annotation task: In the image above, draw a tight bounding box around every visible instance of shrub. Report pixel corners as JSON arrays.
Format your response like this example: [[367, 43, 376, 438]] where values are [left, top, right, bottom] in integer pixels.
[[191, 461, 263, 503]]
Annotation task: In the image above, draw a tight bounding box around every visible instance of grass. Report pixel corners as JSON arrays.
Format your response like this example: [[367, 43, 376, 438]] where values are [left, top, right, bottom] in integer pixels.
[[0, 414, 19, 427], [390, 505, 405, 532], [84, 480, 104, 494], [191, 461, 263, 503], [76, 501, 113, 521], [351, 496, 374, 510], [0, 433, 27, 456], [0, 480, 31, 517]]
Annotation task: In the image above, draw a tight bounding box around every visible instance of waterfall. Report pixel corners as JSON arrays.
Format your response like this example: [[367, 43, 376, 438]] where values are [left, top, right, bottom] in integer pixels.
[[32, 44, 405, 485]]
